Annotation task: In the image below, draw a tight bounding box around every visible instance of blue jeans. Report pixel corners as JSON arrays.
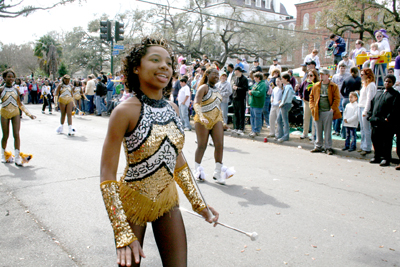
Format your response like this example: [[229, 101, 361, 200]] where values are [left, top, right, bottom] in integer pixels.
[[374, 63, 387, 87], [345, 127, 357, 150], [95, 95, 107, 115], [277, 103, 292, 141], [358, 107, 372, 151], [106, 91, 113, 112], [86, 95, 94, 114], [340, 97, 350, 139], [262, 96, 271, 126], [250, 107, 263, 133], [179, 103, 191, 129], [221, 102, 229, 124]]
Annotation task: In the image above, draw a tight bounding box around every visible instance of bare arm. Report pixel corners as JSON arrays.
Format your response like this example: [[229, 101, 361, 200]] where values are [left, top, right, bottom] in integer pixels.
[[100, 101, 139, 183]]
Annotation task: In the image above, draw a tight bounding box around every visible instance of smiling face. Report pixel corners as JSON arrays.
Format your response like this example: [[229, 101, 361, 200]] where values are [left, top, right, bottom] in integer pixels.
[[135, 46, 173, 95], [4, 72, 15, 87], [207, 69, 220, 86]]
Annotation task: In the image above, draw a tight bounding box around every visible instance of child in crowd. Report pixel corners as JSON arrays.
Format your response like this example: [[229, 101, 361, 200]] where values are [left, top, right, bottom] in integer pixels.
[[342, 92, 359, 152], [363, 43, 380, 69], [268, 77, 283, 137]]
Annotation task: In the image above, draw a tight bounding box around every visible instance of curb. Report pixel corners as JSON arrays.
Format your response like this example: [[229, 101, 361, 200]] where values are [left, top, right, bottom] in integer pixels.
[[194, 121, 400, 164]]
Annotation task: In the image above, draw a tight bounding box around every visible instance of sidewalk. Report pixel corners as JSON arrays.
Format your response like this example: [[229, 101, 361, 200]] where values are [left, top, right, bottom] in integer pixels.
[[191, 121, 399, 164]]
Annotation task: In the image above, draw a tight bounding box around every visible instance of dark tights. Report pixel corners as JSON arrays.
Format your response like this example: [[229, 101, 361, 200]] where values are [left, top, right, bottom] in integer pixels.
[[1, 115, 20, 150], [123, 206, 187, 267], [195, 121, 224, 164], [59, 102, 74, 125]]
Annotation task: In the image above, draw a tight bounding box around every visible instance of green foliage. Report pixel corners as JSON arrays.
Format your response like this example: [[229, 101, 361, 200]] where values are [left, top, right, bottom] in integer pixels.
[[34, 34, 62, 78], [58, 61, 69, 77]]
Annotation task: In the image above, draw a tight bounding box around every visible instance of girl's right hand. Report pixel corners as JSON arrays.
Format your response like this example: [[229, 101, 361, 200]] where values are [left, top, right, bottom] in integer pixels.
[[200, 117, 209, 124], [117, 240, 146, 266]]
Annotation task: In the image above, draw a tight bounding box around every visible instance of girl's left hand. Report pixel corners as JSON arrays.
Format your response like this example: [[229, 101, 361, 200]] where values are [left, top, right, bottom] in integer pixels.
[[30, 115, 36, 120], [199, 206, 219, 227]]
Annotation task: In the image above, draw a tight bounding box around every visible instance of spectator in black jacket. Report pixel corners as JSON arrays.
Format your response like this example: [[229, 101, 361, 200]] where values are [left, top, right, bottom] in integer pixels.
[[340, 67, 362, 138], [368, 74, 400, 167], [232, 67, 249, 135]]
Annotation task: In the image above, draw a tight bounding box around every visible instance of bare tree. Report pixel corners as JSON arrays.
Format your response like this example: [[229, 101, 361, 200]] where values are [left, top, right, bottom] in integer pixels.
[[143, 0, 300, 66], [0, 42, 38, 75], [0, 0, 82, 18]]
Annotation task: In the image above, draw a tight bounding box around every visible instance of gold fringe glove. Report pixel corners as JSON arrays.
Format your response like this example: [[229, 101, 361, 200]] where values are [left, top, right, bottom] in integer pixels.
[[19, 105, 32, 117], [100, 180, 138, 248], [174, 163, 207, 214], [193, 103, 205, 121], [54, 96, 58, 107]]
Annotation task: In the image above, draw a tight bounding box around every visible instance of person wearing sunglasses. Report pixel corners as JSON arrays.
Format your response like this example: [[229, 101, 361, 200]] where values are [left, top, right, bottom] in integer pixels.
[[299, 69, 319, 140], [374, 30, 391, 86], [350, 40, 367, 66]]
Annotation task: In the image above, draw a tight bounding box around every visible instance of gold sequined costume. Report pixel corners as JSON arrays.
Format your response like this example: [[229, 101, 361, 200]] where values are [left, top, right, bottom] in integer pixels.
[[58, 84, 74, 105], [194, 85, 223, 129], [73, 87, 82, 100], [116, 95, 206, 227], [1, 86, 32, 119]]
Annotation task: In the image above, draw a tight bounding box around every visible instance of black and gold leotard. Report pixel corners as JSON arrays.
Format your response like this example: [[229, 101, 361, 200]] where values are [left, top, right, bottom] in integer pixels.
[[58, 84, 74, 104], [0, 86, 31, 119], [194, 85, 223, 129], [118, 95, 204, 226], [73, 87, 82, 100]]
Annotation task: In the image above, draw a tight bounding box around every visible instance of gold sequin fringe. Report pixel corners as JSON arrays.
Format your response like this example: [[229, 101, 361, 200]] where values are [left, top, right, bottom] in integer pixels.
[[119, 181, 179, 226]]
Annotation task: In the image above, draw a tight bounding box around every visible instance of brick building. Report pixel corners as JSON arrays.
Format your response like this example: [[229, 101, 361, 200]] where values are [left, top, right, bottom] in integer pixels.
[[279, 0, 379, 70]]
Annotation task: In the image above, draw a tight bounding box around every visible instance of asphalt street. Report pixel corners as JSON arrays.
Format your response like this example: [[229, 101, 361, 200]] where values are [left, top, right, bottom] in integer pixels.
[[1, 104, 399, 267]]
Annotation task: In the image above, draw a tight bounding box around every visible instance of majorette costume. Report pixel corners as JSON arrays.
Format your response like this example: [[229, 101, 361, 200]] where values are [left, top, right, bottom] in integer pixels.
[[193, 84, 223, 129], [0, 86, 31, 119], [58, 84, 74, 105], [193, 84, 235, 185], [0, 85, 33, 166], [73, 86, 82, 101], [55, 84, 75, 135], [100, 94, 207, 248]]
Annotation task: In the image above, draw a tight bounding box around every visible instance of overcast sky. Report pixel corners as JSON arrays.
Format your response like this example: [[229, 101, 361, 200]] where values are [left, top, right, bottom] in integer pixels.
[[1, 0, 300, 45]]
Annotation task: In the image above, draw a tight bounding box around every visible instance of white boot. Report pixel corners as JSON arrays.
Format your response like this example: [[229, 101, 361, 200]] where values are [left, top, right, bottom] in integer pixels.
[[194, 162, 206, 181], [1, 148, 5, 163], [15, 149, 22, 166], [56, 124, 64, 134], [213, 162, 225, 185], [68, 125, 75, 136]]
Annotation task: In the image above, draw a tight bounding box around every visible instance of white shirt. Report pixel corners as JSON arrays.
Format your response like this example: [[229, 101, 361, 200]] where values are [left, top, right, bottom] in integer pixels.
[[343, 101, 359, 128], [13, 85, 21, 95], [242, 62, 250, 73], [20, 85, 27, 95], [303, 54, 321, 69], [42, 85, 51, 95], [177, 85, 191, 106], [358, 82, 377, 116], [269, 64, 282, 75], [377, 38, 391, 53], [336, 60, 355, 74], [86, 79, 96, 95]]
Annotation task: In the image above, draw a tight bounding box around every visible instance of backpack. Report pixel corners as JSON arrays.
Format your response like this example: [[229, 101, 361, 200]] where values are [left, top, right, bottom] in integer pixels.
[[96, 82, 107, 96]]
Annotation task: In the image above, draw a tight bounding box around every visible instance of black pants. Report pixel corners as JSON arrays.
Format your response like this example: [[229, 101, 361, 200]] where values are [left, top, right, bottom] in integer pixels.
[[31, 90, 38, 104], [233, 98, 245, 130], [371, 124, 395, 161], [42, 94, 52, 111]]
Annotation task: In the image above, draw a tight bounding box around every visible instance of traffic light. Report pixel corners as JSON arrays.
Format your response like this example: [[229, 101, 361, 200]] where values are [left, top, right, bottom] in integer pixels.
[[115, 21, 124, 42], [100, 20, 111, 41]]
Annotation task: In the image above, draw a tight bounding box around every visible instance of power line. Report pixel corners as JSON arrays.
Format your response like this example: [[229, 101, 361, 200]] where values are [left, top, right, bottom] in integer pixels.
[[136, 0, 329, 37]]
